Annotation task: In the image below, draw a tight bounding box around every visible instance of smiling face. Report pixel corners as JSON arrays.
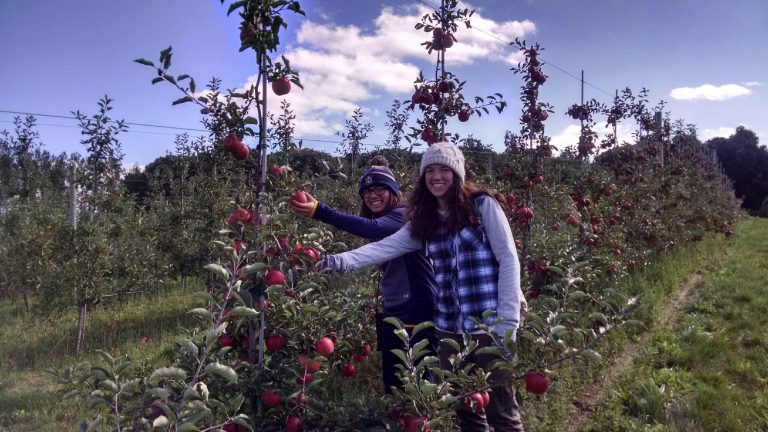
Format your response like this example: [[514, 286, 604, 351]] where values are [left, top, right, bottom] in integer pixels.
[[361, 185, 391, 215], [424, 164, 455, 208]]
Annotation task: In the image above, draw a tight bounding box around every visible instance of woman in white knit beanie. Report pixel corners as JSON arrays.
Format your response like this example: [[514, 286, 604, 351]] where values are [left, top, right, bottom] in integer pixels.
[[324, 140, 526, 432]]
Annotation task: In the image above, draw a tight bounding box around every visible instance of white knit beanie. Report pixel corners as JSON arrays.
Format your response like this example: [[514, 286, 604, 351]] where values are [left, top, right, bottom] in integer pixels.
[[419, 141, 466, 181]]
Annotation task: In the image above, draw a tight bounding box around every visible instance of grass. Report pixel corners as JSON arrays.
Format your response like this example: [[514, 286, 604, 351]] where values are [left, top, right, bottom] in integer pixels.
[[1, 218, 762, 431], [519, 230, 729, 431], [584, 217, 768, 432], [0, 279, 203, 431]]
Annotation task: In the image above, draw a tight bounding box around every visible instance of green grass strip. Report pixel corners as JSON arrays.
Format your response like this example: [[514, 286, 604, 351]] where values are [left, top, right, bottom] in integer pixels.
[[585, 217, 768, 432]]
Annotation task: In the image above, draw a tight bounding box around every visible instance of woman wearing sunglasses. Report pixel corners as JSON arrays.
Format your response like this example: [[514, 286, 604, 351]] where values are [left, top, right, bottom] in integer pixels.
[[288, 159, 437, 395]]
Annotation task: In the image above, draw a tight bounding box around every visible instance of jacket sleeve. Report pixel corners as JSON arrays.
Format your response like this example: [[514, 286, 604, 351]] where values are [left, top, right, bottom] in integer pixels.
[[313, 203, 405, 239], [477, 196, 524, 340], [324, 223, 422, 273]]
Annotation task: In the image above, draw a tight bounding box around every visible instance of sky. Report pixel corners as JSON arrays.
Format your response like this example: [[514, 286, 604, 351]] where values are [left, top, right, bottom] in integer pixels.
[[1, 0, 766, 168]]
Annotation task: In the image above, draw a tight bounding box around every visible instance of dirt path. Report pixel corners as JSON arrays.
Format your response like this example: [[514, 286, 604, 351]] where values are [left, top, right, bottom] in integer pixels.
[[566, 268, 706, 432]]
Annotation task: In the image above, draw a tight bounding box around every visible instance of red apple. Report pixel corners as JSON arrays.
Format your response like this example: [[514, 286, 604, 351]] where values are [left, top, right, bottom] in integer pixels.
[[523, 179, 533, 189], [285, 417, 302, 432], [551, 223, 559, 231], [421, 129, 434, 143], [297, 354, 322, 373], [524, 370, 550, 394], [271, 77, 291, 96], [353, 353, 367, 363], [361, 344, 372, 356], [458, 110, 470, 122], [296, 373, 314, 385], [222, 423, 242, 432], [230, 142, 249, 160], [532, 175, 544, 184], [341, 363, 356, 377], [239, 27, 253, 43], [504, 194, 516, 204], [315, 337, 335, 357], [462, 392, 486, 413], [566, 215, 580, 227], [219, 334, 237, 348], [228, 207, 252, 225], [260, 390, 282, 408], [271, 166, 283, 176], [264, 269, 286, 286], [222, 133, 241, 151], [265, 334, 286, 352], [438, 80, 451, 92], [291, 191, 309, 204], [480, 391, 490, 407], [503, 168, 513, 178], [441, 34, 454, 48], [407, 417, 430, 432]]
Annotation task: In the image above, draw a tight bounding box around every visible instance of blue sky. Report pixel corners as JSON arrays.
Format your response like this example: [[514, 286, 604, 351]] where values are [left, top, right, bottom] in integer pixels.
[[1, 0, 766, 167]]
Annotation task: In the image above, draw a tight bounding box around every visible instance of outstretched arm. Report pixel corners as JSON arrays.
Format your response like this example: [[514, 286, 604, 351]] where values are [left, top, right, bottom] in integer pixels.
[[324, 223, 421, 273], [289, 194, 405, 239]]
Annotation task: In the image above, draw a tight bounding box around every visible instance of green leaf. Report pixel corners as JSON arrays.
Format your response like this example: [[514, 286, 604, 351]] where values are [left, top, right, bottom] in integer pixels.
[[546, 265, 565, 277], [85, 417, 102, 432], [475, 346, 502, 356], [151, 77, 164, 85], [394, 328, 409, 344], [133, 58, 154, 67], [177, 423, 199, 432], [114, 359, 132, 376], [567, 290, 588, 302], [243, 116, 258, 125], [99, 380, 119, 393], [412, 321, 434, 337], [94, 350, 115, 366], [205, 363, 237, 384], [383, 317, 404, 330], [233, 414, 254, 431], [191, 291, 217, 303], [172, 96, 194, 106], [176, 338, 199, 357], [589, 312, 608, 325], [203, 263, 230, 280], [624, 319, 645, 328], [229, 306, 258, 318], [189, 308, 214, 320], [551, 325, 568, 337], [241, 262, 267, 275], [390, 349, 408, 364], [441, 338, 460, 352], [62, 389, 80, 400], [149, 366, 187, 385], [579, 349, 603, 363]]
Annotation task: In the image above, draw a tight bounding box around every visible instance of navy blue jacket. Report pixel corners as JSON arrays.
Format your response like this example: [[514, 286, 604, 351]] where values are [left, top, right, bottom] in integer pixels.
[[313, 203, 436, 324]]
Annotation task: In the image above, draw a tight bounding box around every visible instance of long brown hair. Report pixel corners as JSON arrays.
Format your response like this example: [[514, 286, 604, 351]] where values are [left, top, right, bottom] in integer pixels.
[[406, 172, 508, 242]]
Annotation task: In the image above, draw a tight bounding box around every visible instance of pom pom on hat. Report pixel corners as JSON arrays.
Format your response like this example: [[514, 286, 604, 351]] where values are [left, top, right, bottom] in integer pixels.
[[419, 141, 466, 181], [359, 166, 400, 197]]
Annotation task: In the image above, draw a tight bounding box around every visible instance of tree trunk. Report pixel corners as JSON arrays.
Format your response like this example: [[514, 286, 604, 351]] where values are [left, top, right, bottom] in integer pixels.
[[75, 302, 88, 356]]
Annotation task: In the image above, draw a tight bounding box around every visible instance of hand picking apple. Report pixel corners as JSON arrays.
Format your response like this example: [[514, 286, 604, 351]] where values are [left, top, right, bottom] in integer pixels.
[[288, 191, 317, 217]]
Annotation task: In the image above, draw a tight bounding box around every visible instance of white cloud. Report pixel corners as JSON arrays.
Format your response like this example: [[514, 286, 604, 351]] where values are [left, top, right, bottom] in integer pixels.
[[241, 3, 537, 137], [670, 84, 752, 101], [699, 127, 735, 141], [549, 123, 634, 154], [743, 81, 762, 87]]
